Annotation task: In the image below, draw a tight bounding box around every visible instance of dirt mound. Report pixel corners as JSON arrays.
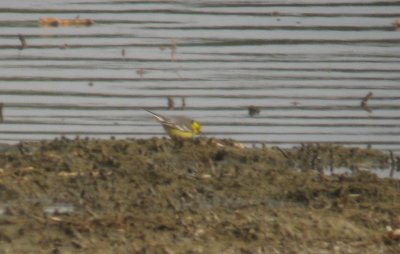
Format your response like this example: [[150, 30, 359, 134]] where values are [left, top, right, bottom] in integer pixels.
[[0, 137, 399, 253]]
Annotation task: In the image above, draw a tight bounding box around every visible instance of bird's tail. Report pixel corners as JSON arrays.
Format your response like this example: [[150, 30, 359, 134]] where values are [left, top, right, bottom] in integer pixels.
[[144, 109, 166, 123]]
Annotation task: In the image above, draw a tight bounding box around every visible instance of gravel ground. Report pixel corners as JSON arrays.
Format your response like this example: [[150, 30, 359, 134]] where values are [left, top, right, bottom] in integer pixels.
[[0, 137, 399, 253]]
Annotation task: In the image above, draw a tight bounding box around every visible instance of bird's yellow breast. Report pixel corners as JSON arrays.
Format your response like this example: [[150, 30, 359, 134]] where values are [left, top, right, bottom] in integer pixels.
[[163, 126, 194, 139]]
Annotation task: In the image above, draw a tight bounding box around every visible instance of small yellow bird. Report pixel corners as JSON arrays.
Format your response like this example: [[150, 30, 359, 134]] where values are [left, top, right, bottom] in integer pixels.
[[145, 110, 202, 139]]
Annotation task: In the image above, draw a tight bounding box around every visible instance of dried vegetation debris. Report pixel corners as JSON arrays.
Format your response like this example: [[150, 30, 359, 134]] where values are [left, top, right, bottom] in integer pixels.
[[0, 137, 399, 253]]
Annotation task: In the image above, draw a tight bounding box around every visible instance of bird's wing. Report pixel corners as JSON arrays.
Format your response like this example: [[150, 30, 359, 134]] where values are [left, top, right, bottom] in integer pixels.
[[163, 119, 191, 132], [145, 110, 192, 132]]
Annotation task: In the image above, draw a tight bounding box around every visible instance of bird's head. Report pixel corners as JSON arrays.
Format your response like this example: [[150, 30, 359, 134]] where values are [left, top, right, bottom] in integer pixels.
[[191, 120, 202, 134]]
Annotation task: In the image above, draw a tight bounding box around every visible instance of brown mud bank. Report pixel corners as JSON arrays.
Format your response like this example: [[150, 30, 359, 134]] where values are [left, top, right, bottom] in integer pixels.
[[0, 137, 399, 253]]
